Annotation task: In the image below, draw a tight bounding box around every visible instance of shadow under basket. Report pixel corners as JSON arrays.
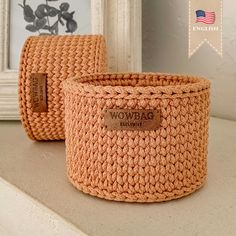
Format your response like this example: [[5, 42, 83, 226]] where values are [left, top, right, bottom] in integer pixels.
[[63, 73, 211, 202], [19, 35, 107, 141]]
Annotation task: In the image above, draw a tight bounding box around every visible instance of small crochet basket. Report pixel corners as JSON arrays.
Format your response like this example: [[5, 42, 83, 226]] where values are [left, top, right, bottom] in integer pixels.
[[63, 73, 210, 202], [19, 35, 107, 141]]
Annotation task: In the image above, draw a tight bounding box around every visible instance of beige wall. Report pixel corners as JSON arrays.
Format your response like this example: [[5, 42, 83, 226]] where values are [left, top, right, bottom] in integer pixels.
[[142, 0, 236, 120]]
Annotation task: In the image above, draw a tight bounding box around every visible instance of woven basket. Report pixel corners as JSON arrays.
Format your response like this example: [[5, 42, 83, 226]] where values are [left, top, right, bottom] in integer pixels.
[[63, 73, 210, 202], [19, 35, 107, 140]]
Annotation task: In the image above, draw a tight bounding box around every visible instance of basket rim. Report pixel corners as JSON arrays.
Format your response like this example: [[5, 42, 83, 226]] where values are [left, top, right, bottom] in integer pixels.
[[18, 34, 107, 140], [63, 72, 210, 96]]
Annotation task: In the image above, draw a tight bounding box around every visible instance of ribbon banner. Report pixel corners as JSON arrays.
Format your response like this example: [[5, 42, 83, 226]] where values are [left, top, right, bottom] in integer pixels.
[[189, 0, 222, 57]]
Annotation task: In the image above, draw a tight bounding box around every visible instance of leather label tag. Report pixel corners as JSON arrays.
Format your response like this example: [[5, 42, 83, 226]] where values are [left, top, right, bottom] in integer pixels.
[[30, 73, 47, 112], [104, 109, 160, 131]]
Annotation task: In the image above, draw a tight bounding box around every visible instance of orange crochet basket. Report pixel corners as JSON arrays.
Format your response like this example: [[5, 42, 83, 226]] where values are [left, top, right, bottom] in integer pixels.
[[19, 35, 107, 140], [63, 73, 210, 202]]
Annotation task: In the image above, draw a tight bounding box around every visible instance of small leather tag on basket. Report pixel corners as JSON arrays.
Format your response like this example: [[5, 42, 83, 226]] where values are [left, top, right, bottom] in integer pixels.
[[104, 109, 160, 131], [30, 73, 47, 112]]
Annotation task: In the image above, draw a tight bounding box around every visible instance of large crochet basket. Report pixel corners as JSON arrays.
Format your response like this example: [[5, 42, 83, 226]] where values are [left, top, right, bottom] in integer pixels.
[[19, 35, 107, 140], [63, 73, 210, 202]]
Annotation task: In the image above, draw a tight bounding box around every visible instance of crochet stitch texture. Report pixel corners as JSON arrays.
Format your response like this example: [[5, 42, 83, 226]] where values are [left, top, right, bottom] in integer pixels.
[[63, 73, 210, 202], [19, 35, 107, 140]]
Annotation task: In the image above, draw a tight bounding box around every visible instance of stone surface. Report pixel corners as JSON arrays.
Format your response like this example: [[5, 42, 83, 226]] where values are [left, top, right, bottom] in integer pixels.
[[0, 118, 236, 236]]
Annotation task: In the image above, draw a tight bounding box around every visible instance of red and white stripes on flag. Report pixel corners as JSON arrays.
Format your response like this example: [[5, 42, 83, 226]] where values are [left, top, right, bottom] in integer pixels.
[[196, 11, 216, 24]]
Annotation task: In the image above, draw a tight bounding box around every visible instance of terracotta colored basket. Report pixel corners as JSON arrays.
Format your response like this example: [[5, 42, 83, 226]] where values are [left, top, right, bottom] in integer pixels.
[[63, 73, 210, 202], [19, 35, 107, 140]]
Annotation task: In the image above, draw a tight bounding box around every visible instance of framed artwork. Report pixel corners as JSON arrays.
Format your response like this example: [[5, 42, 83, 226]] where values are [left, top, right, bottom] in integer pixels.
[[0, 0, 142, 120], [10, 0, 91, 70]]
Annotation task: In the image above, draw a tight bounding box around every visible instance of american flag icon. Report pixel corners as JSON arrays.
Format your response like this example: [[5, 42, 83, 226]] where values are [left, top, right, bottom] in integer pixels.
[[196, 10, 216, 24]]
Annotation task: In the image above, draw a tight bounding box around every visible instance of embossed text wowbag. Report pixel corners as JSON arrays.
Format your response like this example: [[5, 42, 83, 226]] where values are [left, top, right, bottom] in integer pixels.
[[19, 35, 107, 140], [63, 73, 210, 202]]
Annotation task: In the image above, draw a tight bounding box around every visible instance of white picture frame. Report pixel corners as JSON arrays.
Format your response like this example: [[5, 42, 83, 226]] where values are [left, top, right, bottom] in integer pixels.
[[0, 0, 142, 120]]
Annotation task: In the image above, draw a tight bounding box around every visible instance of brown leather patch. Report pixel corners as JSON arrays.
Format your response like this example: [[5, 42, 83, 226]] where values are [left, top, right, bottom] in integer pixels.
[[30, 73, 47, 112], [104, 109, 160, 131]]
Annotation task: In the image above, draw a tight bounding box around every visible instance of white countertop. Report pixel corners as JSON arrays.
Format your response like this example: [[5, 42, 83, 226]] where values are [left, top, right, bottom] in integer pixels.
[[0, 117, 236, 236]]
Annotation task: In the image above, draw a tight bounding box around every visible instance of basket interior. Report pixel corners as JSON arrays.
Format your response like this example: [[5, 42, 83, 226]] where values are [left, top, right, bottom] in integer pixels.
[[80, 74, 200, 88]]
